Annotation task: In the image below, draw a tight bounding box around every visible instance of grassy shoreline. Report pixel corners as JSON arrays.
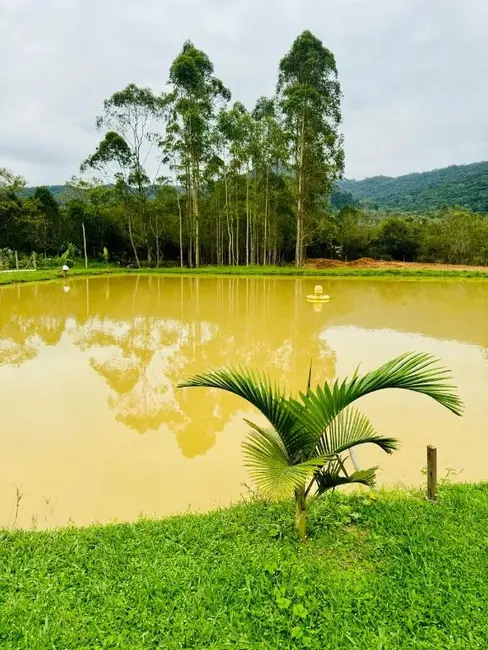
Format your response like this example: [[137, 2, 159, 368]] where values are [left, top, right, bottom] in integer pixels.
[[1, 483, 488, 649], [2, 263, 488, 286]]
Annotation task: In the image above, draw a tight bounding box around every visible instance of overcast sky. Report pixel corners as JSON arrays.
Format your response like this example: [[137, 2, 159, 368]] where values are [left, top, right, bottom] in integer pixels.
[[1, 0, 487, 185]]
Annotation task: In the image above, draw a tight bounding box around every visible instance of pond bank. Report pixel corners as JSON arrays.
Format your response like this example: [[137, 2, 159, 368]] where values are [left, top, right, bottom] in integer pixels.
[[2, 483, 487, 648], [2, 263, 488, 286]]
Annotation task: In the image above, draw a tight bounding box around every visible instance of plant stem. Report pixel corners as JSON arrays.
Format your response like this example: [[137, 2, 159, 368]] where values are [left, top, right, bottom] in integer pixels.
[[294, 486, 307, 542]]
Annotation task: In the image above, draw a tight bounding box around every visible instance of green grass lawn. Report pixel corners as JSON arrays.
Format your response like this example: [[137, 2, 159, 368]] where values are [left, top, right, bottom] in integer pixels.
[[2, 484, 487, 649], [2, 264, 488, 286]]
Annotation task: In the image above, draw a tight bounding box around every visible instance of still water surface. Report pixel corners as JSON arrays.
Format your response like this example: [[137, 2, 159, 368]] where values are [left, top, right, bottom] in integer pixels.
[[1, 276, 487, 528]]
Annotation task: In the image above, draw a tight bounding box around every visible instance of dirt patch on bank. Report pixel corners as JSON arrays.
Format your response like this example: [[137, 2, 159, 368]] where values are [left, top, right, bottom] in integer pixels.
[[305, 258, 488, 273]]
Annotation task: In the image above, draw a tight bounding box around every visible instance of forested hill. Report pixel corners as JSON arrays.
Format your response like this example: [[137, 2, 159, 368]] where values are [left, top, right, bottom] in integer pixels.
[[338, 161, 488, 213], [20, 185, 67, 201], [24, 161, 488, 214]]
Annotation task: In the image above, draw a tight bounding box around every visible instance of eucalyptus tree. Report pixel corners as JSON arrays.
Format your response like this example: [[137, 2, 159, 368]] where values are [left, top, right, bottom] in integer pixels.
[[218, 106, 261, 265], [81, 84, 164, 267], [215, 105, 238, 265], [238, 110, 259, 265], [217, 101, 249, 265], [277, 31, 344, 267], [166, 40, 231, 267], [252, 97, 288, 265], [180, 353, 463, 541]]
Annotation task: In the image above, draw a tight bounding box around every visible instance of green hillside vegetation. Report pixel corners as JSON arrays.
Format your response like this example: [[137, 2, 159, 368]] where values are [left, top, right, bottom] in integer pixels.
[[19, 185, 68, 202], [339, 161, 488, 213]]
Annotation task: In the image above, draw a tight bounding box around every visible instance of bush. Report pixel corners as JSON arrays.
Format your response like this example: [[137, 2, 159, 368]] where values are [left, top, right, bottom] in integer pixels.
[[37, 256, 74, 270]]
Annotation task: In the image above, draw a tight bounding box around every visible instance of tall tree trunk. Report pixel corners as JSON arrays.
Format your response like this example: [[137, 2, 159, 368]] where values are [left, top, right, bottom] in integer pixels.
[[186, 174, 193, 267], [216, 192, 221, 265], [176, 185, 184, 268], [221, 204, 225, 266], [81, 221, 88, 269], [154, 232, 161, 269], [150, 212, 161, 267], [192, 171, 200, 268], [155, 228, 160, 267], [128, 215, 140, 269], [296, 111, 306, 268], [263, 167, 269, 266], [224, 168, 233, 266], [251, 163, 257, 265], [139, 187, 151, 266], [235, 179, 239, 266], [246, 164, 250, 266]]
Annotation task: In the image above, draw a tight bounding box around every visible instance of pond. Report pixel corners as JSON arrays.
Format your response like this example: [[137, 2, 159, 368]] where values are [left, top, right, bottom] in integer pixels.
[[1, 275, 486, 528]]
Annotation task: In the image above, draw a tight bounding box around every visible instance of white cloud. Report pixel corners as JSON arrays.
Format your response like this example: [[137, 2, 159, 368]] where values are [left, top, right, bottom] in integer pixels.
[[0, 0, 486, 184]]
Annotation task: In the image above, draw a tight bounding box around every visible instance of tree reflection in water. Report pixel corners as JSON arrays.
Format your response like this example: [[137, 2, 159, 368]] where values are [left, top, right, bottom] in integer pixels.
[[0, 276, 337, 457], [4, 275, 488, 455], [72, 276, 337, 456], [0, 282, 70, 366]]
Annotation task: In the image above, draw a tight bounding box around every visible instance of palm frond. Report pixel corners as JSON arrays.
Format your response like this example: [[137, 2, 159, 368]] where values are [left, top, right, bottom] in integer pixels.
[[316, 407, 398, 457], [179, 366, 307, 457], [297, 352, 463, 444], [349, 353, 463, 415], [242, 422, 328, 499], [313, 461, 378, 496]]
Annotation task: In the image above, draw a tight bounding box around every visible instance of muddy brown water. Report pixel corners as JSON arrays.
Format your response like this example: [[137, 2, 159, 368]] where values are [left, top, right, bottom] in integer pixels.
[[0, 276, 486, 528]]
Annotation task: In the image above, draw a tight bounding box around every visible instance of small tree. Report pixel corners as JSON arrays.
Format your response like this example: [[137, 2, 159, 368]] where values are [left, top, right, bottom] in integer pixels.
[[81, 84, 164, 267], [61, 243, 80, 266], [179, 353, 462, 541]]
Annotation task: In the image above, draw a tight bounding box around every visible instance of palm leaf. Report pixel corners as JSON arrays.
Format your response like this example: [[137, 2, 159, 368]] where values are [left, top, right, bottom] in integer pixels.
[[316, 407, 398, 457], [179, 366, 306, 457], [349, 353, 463, 414], [296, 352, 463, 445], [313, 460, 378, 496], [242, 421, 328, 499]]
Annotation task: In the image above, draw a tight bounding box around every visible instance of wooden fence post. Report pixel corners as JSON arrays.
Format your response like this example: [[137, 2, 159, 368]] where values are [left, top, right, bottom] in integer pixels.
[[427, 445, 437, 501], [15, 250, 19, 270], [82, 222, 88, 270]]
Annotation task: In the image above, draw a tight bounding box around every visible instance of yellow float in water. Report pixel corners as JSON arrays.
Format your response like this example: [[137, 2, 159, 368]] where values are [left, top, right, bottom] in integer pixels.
[[306, 284, 330, 303]]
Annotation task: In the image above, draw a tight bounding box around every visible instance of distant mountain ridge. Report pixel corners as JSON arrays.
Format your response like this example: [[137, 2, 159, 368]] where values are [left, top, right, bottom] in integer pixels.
[[338, 161, 488, 213], [22, 161, 488, 214], [20, 185, 67, 200]]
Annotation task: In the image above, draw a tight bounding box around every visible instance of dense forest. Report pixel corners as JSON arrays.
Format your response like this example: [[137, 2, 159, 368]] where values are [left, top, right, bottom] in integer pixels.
[[1, 30, 488, 269], [340, 161, 488, 213]]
